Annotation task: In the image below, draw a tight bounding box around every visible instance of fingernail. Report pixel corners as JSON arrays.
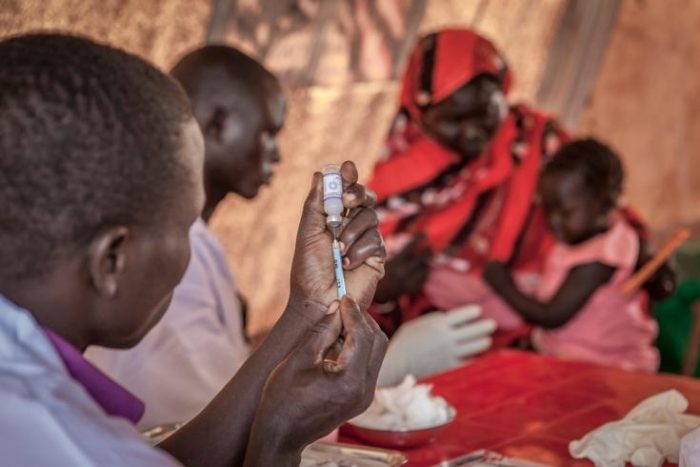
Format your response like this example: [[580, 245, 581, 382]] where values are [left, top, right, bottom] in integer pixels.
[[343, 257, 350, 268], [339, 241, 346, 254], [341, 294, 355, 305], [326, 300, 340, 315], [323, 360, 341, 373], [345, 193, 357, 201]]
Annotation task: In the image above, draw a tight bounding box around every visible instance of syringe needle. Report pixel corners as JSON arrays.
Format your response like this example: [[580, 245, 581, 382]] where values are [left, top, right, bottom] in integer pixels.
[[332, 239, 347, 298]]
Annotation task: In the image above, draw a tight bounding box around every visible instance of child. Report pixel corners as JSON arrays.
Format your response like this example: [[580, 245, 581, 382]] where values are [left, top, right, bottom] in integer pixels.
[[484, 138, 659, 372]]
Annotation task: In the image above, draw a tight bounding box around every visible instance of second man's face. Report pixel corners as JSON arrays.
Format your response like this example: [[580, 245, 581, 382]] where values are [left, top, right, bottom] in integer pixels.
[[206, 86, 286, 200]]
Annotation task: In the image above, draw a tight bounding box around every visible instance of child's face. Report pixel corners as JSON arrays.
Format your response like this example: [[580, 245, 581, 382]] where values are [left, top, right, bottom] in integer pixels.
[[539, 171, 608, 245], [421, 77, 507, 160]]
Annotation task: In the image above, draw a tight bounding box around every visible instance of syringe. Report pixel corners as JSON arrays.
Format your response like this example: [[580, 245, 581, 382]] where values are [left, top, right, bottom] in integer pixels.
[[323, 164, 347, 298], [332, 239, 347, 297]]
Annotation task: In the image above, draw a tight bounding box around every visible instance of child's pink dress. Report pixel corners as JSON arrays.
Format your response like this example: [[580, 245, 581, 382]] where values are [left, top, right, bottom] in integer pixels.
[[531, 218, 659, 372]]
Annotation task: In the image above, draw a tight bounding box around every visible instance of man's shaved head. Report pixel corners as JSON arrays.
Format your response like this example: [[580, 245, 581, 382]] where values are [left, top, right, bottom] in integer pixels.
[[0, 33, 194, 281], [171, 46, 279, 108], [171, 46, 285, 209]]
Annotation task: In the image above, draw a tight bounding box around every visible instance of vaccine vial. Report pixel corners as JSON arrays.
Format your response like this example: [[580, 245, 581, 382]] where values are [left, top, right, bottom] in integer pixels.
[[322, 164, 343, 236]]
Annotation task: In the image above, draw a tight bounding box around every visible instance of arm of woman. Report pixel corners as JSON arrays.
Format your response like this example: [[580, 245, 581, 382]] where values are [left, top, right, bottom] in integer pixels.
[[483, 260, 615, 329], [374, 238, 431, 303]]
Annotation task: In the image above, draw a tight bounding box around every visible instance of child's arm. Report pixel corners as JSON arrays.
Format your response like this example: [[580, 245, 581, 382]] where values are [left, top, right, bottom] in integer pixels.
[[483, 260, 615, 328]]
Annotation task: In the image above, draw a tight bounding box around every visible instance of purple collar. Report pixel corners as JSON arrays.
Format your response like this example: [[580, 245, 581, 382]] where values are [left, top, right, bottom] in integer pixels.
[[43, 328, 145, 424]]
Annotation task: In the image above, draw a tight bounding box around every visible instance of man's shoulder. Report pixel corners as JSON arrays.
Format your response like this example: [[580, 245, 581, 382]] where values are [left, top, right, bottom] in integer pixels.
[[0, 380, 180, 466]]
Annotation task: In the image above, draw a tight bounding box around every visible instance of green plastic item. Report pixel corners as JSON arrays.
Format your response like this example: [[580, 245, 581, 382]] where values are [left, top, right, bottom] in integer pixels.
[[655, 280, 700, 376], [676, 238, 700, 282]]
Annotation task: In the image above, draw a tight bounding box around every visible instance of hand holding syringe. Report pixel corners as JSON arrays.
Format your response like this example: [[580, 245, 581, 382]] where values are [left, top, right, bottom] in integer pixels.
[[301, 161, 383, 312]]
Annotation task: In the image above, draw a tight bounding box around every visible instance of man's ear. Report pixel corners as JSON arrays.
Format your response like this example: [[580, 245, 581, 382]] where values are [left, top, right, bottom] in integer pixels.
[[203, 106, 227, 143], [87, 226, 129, 298]]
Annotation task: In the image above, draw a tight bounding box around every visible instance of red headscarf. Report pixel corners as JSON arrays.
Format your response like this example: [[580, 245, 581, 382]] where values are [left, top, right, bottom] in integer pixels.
[[399, 29, 513, 120], [367, 29, 567, 335], [369, 29, 564, 265]]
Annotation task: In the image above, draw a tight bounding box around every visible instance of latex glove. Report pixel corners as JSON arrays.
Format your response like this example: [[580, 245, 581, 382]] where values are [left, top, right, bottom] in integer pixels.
[[571, 390, 700, 467], [377, 305, 496, 386]]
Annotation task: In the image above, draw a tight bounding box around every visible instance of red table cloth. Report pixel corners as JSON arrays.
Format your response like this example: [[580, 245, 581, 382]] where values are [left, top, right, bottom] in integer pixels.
[[340, 350, 700, 466]]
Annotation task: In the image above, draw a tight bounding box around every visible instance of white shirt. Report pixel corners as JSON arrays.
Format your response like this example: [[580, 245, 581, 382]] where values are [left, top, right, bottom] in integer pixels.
[[88, 218, 250, 429], [0, 294, 180, 466]]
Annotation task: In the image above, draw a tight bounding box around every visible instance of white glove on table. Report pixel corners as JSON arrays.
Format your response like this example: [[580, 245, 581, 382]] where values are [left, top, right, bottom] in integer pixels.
[[570, 390, 700, 467], [377, 305, 496, 386]]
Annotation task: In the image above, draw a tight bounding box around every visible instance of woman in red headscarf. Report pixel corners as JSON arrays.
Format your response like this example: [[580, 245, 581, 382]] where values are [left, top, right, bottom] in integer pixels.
[[367, 29, 567, 340]]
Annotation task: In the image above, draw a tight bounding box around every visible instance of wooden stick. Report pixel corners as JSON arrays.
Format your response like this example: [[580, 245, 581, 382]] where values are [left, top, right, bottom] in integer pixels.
[[621, 227, 691, 297]]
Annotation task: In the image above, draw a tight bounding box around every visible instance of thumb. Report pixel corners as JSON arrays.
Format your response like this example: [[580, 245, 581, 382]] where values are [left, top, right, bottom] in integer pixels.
[[298, 302, 343, 366], [325, 296, 371, 374]]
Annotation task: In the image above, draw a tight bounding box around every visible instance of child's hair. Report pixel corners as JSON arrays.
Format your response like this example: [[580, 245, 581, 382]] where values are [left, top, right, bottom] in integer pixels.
[[0, 34, 193, 281], [542, 138, 624, 210]]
